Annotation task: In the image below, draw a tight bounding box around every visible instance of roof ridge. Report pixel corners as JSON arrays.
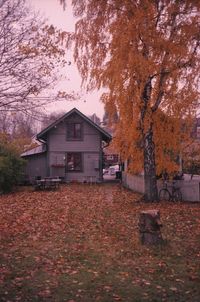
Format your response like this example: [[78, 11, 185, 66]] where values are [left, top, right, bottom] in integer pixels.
[[37, 108, 112, 142]]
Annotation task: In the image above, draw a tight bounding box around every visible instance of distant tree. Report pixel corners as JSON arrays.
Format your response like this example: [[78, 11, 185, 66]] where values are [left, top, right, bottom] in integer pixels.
[[0, 111, 38, 138], [0, 110, 42, 153], [66, 0, 200, 201], [0, 0, 69, 114], [102, 106, 119, 135], [41, 111, 66, 129], [183, 140, 200, 178], [88, 113, 101, 125], [102, 111, 109, 126]]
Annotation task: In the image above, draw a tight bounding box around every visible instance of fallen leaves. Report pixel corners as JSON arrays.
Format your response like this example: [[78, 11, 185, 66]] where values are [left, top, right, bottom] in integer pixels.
[[0, 184, 200, 301]]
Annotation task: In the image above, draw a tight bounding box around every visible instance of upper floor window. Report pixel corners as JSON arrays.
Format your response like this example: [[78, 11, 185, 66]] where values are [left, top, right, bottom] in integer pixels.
[[67, 123, 82, 140]]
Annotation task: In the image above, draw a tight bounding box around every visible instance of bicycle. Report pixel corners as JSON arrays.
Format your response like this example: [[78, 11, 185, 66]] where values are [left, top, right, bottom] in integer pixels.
[[159, 180, 182, 202]]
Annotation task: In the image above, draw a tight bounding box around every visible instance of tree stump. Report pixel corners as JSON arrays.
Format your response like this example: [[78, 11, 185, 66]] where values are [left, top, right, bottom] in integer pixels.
[[138, 210, 163, 245]]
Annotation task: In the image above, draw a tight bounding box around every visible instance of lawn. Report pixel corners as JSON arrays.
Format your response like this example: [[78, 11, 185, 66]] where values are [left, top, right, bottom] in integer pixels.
[[0, 183, 200, 302]]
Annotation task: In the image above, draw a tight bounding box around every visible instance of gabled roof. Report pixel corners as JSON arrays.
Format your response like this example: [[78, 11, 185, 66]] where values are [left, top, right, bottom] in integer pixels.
[[37, 107, 112, 142]]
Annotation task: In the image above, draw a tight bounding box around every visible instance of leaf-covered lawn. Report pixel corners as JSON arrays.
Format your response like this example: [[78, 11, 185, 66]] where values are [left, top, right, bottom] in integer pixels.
[[0, 183, 200, 302]]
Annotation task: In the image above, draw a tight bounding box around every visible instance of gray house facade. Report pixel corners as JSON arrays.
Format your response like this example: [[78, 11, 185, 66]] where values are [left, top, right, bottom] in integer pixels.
[[21, 108, 112, 183]]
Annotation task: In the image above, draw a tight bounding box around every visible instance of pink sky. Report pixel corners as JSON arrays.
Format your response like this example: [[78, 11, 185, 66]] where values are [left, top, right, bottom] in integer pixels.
[[28, 0, 105, 119]]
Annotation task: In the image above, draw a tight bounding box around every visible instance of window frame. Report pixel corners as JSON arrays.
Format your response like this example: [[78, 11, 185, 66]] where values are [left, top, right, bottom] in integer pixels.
[[66, 152, 83, 172], [66, 122, 83, 140]]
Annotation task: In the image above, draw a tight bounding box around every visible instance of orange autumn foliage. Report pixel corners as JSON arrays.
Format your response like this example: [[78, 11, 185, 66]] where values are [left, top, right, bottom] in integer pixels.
[[67, 0, 200, 199]]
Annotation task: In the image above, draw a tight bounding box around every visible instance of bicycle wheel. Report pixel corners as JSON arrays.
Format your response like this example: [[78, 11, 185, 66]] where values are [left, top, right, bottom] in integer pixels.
[[159, 189, 170, 201], [173, 189, 182, 202]]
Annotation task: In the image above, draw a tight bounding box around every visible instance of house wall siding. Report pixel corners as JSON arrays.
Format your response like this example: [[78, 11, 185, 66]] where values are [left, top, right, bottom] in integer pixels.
[[48, 151, 101, 181], [48, 115, 101, 152], [22, 110, 109, 183], [24, 154, 47, 183], [47, 113, 102, 181], [48, 134, 101, 152], [65, 152, 100, 182]]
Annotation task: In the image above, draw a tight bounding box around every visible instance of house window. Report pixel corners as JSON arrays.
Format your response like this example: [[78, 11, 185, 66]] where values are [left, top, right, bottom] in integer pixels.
[[66, 153, 82, 171], [67, 123, 82, 140]]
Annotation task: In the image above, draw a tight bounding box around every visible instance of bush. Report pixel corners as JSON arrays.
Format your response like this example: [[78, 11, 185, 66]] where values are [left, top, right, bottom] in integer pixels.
[[0, 143, 25, 193]]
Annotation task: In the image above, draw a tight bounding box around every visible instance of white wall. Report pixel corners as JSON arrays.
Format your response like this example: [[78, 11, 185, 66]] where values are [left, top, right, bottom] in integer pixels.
[[122, 172, 200, 202], [122, 173, 145, 194]]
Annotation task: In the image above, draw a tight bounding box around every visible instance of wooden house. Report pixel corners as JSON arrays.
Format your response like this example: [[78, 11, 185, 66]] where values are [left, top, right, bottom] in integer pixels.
[[21, 108, 112, 183]]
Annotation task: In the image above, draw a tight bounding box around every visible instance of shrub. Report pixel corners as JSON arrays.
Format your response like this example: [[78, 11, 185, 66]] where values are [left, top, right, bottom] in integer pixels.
[[0, 143, 25, 193]]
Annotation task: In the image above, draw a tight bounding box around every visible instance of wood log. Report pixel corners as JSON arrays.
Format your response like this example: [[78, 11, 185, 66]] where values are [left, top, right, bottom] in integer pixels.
[[138, 210, 163, 244]]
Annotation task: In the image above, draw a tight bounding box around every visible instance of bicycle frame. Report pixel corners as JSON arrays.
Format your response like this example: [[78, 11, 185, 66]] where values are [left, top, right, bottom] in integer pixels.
[[159, 180, 182, 202]]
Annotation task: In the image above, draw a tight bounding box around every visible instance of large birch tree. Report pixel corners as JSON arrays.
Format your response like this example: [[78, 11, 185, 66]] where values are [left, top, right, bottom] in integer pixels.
[[66, 0, 200, 201]]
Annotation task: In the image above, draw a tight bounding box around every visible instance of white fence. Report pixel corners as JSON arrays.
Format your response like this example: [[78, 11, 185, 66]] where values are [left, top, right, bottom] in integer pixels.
[[122, 173, 145, 194], [122, 172, 200, 202]]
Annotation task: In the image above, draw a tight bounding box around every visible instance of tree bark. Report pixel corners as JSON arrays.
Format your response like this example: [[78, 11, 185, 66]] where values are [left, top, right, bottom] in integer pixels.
[[143, 127, 158, 201], [138, 210, 163, 244]]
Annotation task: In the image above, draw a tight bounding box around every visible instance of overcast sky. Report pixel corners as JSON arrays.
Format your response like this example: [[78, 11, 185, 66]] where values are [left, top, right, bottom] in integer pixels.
[[28, 0, 105, 119]]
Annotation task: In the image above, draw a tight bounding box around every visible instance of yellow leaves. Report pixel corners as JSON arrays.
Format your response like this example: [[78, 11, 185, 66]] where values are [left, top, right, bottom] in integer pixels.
[[0, 132, 33, 154], [17, 24, 68, 90]]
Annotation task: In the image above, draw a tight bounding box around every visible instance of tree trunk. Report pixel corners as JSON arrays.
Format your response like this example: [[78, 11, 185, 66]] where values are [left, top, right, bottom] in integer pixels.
[[138, 210, 163, 244], [143, 127, 158, 201]]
